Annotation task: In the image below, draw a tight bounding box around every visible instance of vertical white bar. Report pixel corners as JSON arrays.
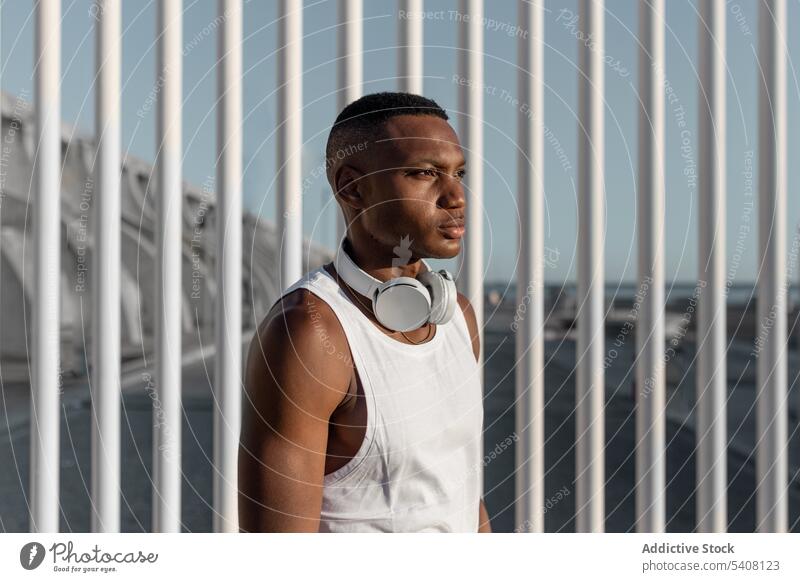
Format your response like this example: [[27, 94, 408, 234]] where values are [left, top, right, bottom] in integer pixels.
[[154, 0, 182, 533], [91, 0, 122, 533], [336, 0, 361, 243], [214, 0, 242, 533], [515, 0, 545, 533], [696, 0, 727, 533], [635, 0, 666, 533], [0, 4, 2, 334], [756, 0, 787, 533], [0, 5, 2, 334], [576, 0, 605, 533], [398, 0, 423, 94], [457, 0, 484, 496], [278, 0, 303, 288], [30, 0, 61, 533]]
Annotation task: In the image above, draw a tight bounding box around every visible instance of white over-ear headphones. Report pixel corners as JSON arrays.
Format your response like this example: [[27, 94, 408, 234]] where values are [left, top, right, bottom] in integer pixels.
[[334, 236, 458, 332]]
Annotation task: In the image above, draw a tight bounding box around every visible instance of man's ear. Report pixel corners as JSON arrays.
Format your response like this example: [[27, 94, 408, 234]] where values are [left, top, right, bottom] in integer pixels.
[[333, 164, 365, 211]]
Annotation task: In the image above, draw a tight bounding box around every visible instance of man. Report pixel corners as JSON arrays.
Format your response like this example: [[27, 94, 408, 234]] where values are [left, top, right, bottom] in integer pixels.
[[238, 92, 490, 532]]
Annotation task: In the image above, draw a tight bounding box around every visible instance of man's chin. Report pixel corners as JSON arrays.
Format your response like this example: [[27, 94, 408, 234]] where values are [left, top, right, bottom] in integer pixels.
[[424, 240, 462, 260]]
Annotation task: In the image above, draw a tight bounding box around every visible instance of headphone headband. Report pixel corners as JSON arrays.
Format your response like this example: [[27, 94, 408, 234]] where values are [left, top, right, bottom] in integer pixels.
[[334, 237, 431, 301], [332, 235, 457, 332]]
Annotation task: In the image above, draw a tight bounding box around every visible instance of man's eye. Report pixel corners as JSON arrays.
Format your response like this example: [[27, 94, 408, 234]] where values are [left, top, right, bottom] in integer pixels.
[[412, 169, 438, 177], [455, 169, 466, 180]]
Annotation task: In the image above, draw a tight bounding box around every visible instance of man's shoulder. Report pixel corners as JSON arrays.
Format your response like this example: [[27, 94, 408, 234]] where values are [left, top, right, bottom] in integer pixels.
[[244, 284, 352, 417], [254, 285, 346, 356]]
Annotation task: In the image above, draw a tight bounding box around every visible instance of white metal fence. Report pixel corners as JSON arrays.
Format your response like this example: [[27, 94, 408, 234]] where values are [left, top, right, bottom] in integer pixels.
[[23, 0, 793, 533]]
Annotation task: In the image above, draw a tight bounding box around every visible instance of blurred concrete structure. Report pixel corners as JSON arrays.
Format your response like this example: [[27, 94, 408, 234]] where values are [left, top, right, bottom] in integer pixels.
[[0, 90, 332, 382]]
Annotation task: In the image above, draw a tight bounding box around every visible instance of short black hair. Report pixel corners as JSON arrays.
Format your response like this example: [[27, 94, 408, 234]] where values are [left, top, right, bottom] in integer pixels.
[[325, 92, 449, 182]]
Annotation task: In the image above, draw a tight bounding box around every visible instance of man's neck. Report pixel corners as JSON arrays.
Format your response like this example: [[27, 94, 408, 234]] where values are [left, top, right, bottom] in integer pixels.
[[343, 237, 425, 281]]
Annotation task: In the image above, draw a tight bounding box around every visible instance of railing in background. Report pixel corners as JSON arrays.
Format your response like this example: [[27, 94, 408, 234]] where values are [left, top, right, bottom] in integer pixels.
[[575, 0, 606, 533], [456, 0, 486, 500], [277, 0, 303, 287], [514, 0, 545, 534], [696, 0, 728, 533], [336, 0, 363, 241], [91, 0, 122, 534], [154, 0, 183, 533], [756, 0, 788, 533], [214, 0, 244, 534], [635, 0, 666, 533], [31, 0, 62, 534], [20, 0, 795, 534], [398, 0, 424, 95]]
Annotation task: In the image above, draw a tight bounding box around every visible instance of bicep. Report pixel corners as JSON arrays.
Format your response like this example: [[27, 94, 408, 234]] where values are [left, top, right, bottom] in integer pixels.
[[238, 374, 328, 532], [238, 304, 350, 532]]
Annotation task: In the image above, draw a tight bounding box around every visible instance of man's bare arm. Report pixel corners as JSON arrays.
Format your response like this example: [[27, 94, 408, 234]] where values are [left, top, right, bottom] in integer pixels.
[[238, 292, 351, 532], [478, 498, 492, 533]]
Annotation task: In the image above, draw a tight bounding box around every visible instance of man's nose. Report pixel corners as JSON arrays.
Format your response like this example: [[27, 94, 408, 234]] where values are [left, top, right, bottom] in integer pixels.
[[439, 174, 466, 209]]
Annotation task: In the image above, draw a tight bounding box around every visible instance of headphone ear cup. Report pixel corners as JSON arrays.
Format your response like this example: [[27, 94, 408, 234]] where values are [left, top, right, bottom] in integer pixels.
[[418, 270, 457, 324], [374, 277, 432, 332]]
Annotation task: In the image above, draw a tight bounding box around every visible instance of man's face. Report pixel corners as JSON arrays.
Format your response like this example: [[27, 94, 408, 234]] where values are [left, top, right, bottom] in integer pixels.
[[344, 115, 467, 260]]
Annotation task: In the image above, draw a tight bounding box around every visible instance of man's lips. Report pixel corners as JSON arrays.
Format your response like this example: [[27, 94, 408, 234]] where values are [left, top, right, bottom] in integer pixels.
[[437, 220, 466, 239]]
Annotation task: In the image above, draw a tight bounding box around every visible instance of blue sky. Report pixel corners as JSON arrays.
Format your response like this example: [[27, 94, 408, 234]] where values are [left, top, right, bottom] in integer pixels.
[[2, 0, 799, 284]]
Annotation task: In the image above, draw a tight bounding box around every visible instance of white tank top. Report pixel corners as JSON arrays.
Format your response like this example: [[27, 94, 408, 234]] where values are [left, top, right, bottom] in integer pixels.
[[278, 265, 484, 532]]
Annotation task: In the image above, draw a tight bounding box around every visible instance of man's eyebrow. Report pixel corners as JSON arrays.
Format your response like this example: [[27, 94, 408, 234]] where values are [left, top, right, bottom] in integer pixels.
[[401, 158, 467, 169]]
